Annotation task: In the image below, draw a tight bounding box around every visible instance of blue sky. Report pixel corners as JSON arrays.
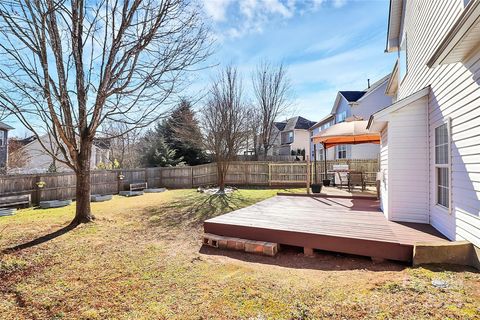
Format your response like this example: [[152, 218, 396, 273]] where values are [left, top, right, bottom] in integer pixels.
[[197, 0, 396, 122], [6, 0, 395, 137]]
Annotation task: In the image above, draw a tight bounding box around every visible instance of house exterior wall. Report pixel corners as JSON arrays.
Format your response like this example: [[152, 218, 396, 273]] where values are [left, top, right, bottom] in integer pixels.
[[9, 138, 108, 174], [0, 129, 7, 170], [310, 120, 335, 161], [392, 0, 480, 245], [291, 129, 311, 156], [354, 80, 392, 119], [379, 127, 389, 217], [311, 80, 392, 161], [378, 96, 430, 223]]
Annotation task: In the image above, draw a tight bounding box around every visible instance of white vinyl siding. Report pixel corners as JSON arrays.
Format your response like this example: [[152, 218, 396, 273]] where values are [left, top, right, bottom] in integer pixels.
[[377, 95, 430, 223], [397, 0, 480, 245], [379, 127, 389, 217]]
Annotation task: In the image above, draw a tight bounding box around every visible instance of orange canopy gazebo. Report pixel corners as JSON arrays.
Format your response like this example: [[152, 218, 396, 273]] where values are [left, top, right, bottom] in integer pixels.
[[311, 120, 384, 184]]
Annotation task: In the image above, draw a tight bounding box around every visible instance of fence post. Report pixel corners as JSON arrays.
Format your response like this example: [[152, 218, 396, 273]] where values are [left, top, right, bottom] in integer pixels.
[[268, 163, 271, 187], [244, 162, 248, 185], [34, 175, 42, 205], [191, 166, 194, 188]]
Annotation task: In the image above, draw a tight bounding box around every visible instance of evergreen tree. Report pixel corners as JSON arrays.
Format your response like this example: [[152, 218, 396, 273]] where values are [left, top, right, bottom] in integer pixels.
[[161, 99, 208, 165], [140, 128, 184, 167]]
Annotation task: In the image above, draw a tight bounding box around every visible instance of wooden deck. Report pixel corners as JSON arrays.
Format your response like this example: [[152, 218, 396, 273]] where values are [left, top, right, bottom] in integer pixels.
[[204, 195, 448, 262]]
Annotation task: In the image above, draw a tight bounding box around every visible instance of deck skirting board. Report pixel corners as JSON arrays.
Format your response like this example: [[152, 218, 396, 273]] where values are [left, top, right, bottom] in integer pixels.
[[204, 222, 413, 262]]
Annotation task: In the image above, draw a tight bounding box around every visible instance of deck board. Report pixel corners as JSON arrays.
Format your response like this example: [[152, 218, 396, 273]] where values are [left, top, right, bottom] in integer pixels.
[[204, 195, 448, 262]]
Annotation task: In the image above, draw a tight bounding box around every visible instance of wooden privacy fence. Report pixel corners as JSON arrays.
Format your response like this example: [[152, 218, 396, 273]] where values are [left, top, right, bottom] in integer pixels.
[[0, 159, 378, 204]]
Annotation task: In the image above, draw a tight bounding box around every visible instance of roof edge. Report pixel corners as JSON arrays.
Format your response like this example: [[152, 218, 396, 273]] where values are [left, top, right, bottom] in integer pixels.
[[427, 0, 480, 68], [373, 86, 430, 119]]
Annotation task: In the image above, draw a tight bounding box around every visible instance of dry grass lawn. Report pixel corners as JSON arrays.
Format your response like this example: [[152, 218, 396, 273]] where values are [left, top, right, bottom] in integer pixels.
[[0, 189, 479, 320]]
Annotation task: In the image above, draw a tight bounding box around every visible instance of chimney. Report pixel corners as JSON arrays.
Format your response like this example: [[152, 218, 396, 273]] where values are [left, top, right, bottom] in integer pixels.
[[367, 78, 371, 89]]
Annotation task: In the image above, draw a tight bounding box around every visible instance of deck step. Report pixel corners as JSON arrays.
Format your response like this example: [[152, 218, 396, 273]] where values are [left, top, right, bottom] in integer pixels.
[[413, 241, 475, 266], [203, 233, 279, 257]]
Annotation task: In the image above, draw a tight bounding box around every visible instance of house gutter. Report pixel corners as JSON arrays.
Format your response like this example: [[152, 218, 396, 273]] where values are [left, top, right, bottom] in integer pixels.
[[385, 0, 393, 52]]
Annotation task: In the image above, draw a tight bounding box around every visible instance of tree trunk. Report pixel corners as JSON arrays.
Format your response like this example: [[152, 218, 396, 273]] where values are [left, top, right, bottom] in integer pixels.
[[217, 161, 225, 193], [72, 146, 94, 224]]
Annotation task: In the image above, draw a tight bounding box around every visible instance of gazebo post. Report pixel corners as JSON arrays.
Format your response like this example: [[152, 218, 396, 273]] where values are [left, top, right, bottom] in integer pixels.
[[313, 144, 317, 184], [323, 142, 328, 186]]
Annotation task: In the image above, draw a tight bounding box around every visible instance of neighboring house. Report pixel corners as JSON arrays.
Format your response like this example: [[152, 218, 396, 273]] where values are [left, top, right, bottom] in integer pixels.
[[310, 75, 392, 161], [9, 135, 110, 174], [0, 121, 14, 172], [270, 116, 316, 157], [368, 0, 480, 248]]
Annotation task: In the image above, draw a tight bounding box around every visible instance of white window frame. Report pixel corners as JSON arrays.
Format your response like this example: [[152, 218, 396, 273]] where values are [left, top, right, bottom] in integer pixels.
[[0, 132, 4, 147], [434, 119, 451, 212], [288, 131, 294, 143], [317, 144, 324, 161], [336, 144, 347, 159], [336, 111, 347, 123]]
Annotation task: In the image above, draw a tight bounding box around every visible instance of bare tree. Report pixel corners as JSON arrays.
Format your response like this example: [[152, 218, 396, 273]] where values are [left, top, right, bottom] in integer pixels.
[[103, 121, 142, 169], [245, 107, 261, 160], [252, 61, 292, 158], [7, 138, 30, 169], [200, 66, 249, 194], [0, 0, 210, 224]]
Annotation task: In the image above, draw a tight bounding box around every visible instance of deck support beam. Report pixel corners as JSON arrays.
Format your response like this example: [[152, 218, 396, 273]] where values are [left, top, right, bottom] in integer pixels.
[[304, 247, 315, 257]]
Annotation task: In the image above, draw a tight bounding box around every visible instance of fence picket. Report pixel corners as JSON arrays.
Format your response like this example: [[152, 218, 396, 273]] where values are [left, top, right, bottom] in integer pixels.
[[0, 159, 378, 204]]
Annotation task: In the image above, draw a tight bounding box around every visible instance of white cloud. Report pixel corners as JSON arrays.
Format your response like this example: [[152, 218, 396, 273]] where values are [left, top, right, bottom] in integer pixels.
[[332, 0, 347, 8], [265, 0, 294, 18], [204, 0, 326, 39], [202, 0, 232, 22]]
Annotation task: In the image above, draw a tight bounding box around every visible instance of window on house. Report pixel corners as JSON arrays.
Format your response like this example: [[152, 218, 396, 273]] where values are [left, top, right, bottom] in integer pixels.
[[0, 132, 4, 147], [288, 131, 294, 143], [337, 111, 347, 123], [317, 145, 324, 161], [435, 122, 450, 209], [399, 34, 408, 81], [336, 144, 347, 159]]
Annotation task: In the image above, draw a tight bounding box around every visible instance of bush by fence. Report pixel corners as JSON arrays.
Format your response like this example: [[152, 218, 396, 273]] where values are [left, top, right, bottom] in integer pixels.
[[0, 159, 378, 204]]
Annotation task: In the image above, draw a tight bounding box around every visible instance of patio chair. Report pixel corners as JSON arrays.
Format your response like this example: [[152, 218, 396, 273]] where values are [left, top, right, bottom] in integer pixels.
[[335, 171, 348, 189], [348, 172, 366, 192]]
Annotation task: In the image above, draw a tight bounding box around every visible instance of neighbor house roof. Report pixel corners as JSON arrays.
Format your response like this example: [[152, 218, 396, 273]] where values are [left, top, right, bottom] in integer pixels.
[[339, 91, 367, 102], [93, 137, 111, 150], [274, 122, 286, 131], [357, 74, 392, 102], [309, 114, 335, 131], [282, 116, 316, 131], [0, 121, 14, 131], [16, 135, 37, 146]]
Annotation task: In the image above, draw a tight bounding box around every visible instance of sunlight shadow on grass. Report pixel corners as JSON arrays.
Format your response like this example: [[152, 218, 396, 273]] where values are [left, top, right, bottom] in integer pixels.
[[143, 191, 253, 228]]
